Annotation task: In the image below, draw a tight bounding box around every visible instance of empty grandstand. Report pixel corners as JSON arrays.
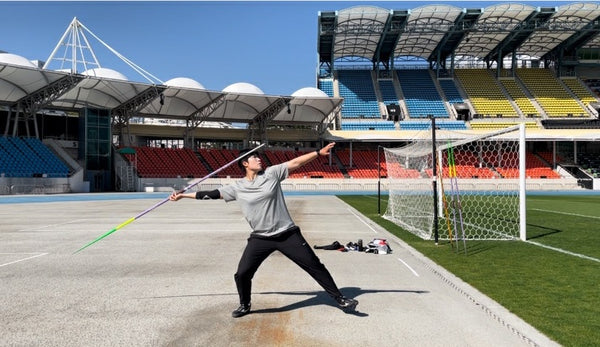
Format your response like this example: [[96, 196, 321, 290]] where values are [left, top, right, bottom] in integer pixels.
[[2, 3, 600, 194]]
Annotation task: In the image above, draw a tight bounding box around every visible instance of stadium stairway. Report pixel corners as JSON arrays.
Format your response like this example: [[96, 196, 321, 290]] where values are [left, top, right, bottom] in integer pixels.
[[397, 69, 449, 119], [331, 152, 350, 178], [455, 69, 519, 118], [194, 152, 214, 172], [516, 68, 589, 117]]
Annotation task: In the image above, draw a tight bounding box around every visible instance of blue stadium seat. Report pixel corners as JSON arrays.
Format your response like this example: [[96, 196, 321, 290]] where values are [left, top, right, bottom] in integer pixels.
[[439, 79, 464, 104], [397, 70, 449, 118], [379, 80, 398, 105], [0, 137, 69, 177], [338, 70, 381, 119], [318, 79, 334, 97]]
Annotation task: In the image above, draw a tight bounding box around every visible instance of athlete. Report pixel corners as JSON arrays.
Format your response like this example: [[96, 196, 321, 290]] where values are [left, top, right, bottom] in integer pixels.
[[169, 142, 358, 318]]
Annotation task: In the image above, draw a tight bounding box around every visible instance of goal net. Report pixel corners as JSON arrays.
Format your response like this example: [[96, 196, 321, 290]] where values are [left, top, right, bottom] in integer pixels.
[[382, 124, 526, 241]]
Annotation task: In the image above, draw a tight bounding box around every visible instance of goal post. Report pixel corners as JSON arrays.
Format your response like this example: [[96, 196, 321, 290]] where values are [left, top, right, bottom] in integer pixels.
[[382, 123, 526, 241]]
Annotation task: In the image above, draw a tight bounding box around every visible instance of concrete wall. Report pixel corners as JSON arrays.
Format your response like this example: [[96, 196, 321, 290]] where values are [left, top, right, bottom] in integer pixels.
[[139, 177, 584, 193]]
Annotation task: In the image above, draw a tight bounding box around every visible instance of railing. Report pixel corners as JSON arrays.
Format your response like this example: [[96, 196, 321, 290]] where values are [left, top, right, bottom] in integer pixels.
[[0, 177, 71, 195], [138, 177, 584, 193]]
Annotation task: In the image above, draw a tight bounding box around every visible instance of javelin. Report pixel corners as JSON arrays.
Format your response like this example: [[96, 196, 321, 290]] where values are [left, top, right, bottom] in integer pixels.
[[74, 144, 265, 253], [448, 145, 467, 255], [437, 153, 454, 249]]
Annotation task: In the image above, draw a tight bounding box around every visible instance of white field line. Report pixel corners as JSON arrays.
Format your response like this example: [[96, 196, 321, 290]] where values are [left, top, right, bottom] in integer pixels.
[[18, 219, 88, 232], [0, 253, 48, 267], [525, 241, 600, 263], [397, 258, 420, 277], [346, 206, 420, 276], [529, 208, 600, 263], [531, 208, 600, 220], [347, 208, 378, 234]]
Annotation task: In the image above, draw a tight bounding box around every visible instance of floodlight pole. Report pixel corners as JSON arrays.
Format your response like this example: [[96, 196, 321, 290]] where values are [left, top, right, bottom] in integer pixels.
[[430, 115, 439, 244]]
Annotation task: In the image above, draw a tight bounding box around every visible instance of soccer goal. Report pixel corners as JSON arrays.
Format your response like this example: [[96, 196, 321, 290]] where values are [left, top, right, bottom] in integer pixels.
[[382, 123, 526, 242]]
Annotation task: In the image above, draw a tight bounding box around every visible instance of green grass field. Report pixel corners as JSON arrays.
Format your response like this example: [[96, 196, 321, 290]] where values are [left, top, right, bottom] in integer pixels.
[[338, 194, 600, 347]]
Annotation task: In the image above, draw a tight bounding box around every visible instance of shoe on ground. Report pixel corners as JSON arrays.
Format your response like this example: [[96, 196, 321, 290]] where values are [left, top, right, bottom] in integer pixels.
[[232, 303, 251, 318], [335, 296, 358, 311]]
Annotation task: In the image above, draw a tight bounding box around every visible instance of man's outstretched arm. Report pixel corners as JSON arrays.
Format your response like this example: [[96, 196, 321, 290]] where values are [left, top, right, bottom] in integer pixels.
[[286, 142, 335, 173], [169, 190, 222, 201]]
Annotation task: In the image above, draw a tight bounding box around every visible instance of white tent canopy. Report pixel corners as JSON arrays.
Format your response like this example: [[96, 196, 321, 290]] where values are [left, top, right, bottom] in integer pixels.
[[0, 57, 342, 127]]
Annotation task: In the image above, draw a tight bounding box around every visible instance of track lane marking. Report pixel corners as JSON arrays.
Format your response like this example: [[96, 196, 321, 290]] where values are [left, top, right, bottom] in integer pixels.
[[0, 253, 48, 267], [397, 257, 420, 277], [17, 219, 88, 232], [347, 208, 378, 234], [347, 207, 420, 276]]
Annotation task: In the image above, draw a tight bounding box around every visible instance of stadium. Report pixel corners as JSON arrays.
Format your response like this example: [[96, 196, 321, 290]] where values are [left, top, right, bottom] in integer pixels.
[[2, 3, 600, 346], [1, 3, 600, 196]]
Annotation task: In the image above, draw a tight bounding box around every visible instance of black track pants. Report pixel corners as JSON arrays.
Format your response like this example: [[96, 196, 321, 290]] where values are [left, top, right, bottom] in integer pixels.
[[234, 228, 343, 305]]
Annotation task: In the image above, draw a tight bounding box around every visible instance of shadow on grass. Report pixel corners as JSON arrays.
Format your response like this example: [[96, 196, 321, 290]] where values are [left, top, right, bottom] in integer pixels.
[[525, 223, 563, 240], [442, 240, 499, 256]]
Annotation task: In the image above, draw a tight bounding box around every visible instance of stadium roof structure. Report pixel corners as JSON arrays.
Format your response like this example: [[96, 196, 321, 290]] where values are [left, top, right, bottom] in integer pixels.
[[0, 16, 343, 141], [0, 56, 343, 139], [318, 2, 600, 69]]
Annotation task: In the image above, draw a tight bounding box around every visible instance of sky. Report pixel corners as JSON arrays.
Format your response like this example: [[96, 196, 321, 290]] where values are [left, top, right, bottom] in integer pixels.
[[0, 1, 582, 96]]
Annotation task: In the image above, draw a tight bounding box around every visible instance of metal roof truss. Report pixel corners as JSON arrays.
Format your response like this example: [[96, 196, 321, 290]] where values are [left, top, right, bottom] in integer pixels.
[[318, 3, 600, 68]]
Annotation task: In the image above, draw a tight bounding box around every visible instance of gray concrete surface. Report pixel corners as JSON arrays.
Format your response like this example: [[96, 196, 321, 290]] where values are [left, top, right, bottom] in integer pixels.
[[0, 194, 560, 346]]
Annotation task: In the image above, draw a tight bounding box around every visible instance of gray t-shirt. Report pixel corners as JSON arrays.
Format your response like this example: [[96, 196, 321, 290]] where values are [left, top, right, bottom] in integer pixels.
[[218, 163, 295, 238]]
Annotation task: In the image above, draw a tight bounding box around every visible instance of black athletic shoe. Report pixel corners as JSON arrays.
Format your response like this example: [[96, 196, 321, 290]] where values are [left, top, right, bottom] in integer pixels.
[[232, 303, 251, 318], [335, 296, 358, 311]]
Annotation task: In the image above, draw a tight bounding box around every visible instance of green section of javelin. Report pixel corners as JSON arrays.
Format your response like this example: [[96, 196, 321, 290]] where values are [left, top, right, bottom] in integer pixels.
[[73, 217, 135, 254]]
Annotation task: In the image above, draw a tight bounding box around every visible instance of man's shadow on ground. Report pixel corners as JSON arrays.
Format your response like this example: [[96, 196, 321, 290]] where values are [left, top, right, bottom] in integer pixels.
[[253, 287, 428, 317]]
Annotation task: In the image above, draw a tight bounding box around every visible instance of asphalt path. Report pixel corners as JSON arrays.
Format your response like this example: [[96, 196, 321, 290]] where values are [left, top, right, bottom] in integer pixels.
[[0, 194, 559, 346]]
